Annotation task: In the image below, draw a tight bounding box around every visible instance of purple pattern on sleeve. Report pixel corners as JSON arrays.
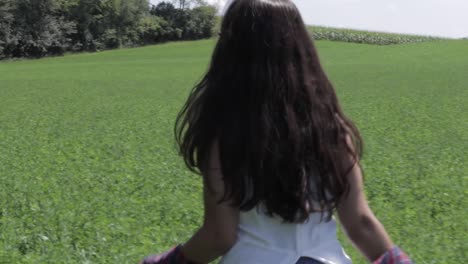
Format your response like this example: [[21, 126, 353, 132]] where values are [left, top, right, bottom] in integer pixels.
[[372, 246, 413, 264], [141, 245, 199, 264]]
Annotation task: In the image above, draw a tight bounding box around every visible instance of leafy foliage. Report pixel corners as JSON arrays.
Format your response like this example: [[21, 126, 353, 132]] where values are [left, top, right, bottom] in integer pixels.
[[0, 0, 76, 58], [151, 2, 216, 40], [0, 0, 216, 59], [0, 1, 13, 58], [171, 0, 207, 9]]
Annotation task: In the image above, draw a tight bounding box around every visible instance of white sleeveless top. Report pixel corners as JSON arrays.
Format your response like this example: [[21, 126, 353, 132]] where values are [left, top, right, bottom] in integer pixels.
[[219, 206, 352, 264]]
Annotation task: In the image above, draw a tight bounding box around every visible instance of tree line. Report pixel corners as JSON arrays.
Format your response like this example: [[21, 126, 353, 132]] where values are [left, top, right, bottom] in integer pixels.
[[0, 0, 217, 59]]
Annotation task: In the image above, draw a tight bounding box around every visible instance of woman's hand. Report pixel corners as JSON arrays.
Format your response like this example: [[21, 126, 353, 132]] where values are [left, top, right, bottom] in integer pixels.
[[372, 246, 413, 264], [139, 245, 199, 264]]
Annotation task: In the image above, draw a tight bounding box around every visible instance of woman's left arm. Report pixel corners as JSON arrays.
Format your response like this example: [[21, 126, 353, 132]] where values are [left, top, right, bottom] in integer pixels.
[[140, 141, 239, 264], [181, 140, 240, 263]]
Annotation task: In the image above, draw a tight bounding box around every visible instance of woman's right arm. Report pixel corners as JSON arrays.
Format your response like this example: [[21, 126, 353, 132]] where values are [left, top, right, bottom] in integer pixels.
[[336, 161, 394, 262]]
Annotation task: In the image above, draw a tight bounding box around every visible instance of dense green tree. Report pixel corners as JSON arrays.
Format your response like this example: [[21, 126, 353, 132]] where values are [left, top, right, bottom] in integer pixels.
[[59, 0, 150, 50], [62, 0, 108, 51], [150, 2, 183, 40], [6, 0, 76, 58], [136, 15, 173, 44], [0, 0, 15, 58], [106, 0, 150, 47], [171, 0, 207, 9], [186, 5, 216, 39], [150, 2, 177, 21], [151, 2, 215, 40], [0, 0, 216, 59]]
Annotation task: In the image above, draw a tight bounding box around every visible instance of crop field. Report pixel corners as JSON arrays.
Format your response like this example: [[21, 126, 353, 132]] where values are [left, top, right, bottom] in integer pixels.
[[0, 38, 467, 263], [308, 26, 448, 45]]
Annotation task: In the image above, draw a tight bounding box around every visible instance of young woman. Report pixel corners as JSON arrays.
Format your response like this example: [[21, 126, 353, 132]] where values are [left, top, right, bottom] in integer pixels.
[[140, 0, 413, 263]]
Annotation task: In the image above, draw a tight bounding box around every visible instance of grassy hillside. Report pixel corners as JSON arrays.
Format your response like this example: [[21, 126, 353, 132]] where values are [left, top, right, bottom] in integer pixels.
[[0, 39, 467, 263]]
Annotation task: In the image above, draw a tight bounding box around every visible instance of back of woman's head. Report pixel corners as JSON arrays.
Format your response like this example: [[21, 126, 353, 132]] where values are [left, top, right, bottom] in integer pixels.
[[175, 0, 363, 223]]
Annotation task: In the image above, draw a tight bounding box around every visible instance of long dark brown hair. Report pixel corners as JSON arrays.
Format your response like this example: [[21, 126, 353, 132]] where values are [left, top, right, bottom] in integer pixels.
[[175, 0, 363, 223]]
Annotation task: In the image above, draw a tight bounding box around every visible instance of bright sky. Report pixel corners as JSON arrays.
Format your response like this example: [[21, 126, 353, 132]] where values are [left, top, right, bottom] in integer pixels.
[[150, 0, 468, 38]]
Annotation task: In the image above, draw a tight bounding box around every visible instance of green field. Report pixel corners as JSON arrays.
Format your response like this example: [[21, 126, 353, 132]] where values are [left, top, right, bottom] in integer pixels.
[[0, 39, 467, 263]]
